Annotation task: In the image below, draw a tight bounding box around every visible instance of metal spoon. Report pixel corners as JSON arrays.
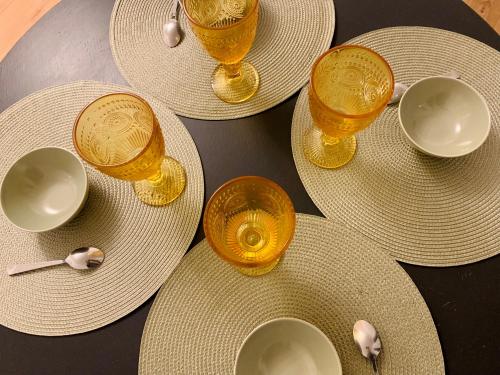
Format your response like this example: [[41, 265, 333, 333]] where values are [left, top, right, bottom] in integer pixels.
[[7, 247, 105, 276], [163, 0, 182, 48], [353, 320, 382, 374], [389, 70, 461, 105]]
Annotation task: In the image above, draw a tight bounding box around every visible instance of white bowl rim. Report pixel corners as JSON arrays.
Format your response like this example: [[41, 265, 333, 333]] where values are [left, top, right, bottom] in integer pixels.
[[398, 76, 491, 158], [233, 317, 343, 375], [0, 146, 89, 233]]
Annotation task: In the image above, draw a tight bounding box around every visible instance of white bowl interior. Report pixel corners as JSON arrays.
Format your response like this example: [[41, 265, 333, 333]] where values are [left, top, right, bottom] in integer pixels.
[[399, 77, 490, 157], [1, 147, 88, 232], [235, 318, 342, 375]]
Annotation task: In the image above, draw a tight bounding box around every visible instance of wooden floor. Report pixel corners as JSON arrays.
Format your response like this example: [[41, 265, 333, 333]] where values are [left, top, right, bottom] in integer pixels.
[[0, 0, 498, 62], [465, 0, 500, 32], [0, 0, 60, 61]]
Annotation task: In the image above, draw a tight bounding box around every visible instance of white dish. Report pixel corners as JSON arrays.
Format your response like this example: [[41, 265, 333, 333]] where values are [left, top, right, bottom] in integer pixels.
[[234, 318, 342, 375], [0, 147, 89, 232], [398, 76, 490, 157]]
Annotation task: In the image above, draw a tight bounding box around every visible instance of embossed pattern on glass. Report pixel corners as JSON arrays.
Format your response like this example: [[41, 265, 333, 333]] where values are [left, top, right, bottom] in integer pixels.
[[73, 93, 186, 206], [204, 176, 295, 276], [184, 0, 260, 104], [304, 45, 394, 169]]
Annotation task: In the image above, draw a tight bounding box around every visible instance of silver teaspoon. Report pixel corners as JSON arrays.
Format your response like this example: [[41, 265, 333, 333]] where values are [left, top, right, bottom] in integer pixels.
[[163, 0, 182, 48], [388, 70, 461, 105], [353, 320, 382, 374], [7, 247, 105, 276]]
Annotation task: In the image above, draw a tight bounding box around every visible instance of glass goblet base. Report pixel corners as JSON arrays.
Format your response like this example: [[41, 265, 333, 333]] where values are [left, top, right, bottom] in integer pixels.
[[237, 257, 281, 277], [211, 61, 260, 104], [303, 127, 357, 169], [133, 156, 186, 206]]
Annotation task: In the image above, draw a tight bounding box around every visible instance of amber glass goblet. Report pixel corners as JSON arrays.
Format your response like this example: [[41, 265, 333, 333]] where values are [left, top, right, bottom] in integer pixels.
[[204, 176, 295, 276], [304, 45, 394, 169], [73, 93, 186, 206], [184, 0, 260, 104]]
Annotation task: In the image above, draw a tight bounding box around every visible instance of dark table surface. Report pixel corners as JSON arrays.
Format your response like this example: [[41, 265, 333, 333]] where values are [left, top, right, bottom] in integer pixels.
[[0, 0, 499, 374]]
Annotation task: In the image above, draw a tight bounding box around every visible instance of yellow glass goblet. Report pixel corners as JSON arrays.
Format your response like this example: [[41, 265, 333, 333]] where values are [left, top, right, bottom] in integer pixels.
[[73, 93, 186, 206], [304, 45, 394, 169], [204, 176, 295, 276], [184, 0, 260, 104]]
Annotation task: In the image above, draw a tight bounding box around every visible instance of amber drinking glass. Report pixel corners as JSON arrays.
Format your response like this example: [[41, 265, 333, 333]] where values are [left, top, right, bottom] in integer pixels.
[[304, 45, 394, 169], [73, 93, 186, 206], [204, 176, 295, 276], [184, 0, 260, 104]]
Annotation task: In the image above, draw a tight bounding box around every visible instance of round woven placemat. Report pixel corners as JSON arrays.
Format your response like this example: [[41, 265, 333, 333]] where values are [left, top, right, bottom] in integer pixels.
[[139, 214, 444, 375], [110, 0, 335, 120], [0, 81, 204, 336], [291, 27, 500, 267]]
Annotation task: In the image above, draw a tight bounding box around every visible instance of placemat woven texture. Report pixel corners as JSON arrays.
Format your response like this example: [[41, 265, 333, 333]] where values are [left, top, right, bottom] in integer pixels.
[[110, 0, 335, 120], [0, 81, 204, 335], [139, 214, 444, 375], [291, 27, 500, 266]]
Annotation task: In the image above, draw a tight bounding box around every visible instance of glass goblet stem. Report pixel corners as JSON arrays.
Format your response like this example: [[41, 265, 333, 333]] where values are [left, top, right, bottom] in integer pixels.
[[147, 168, 166, 187], [134, 156, 186, 206], [224, 62, 242, 78], [321, 133, 341, 146]]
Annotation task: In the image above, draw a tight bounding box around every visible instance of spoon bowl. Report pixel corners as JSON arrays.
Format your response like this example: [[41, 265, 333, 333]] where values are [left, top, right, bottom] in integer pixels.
[[163, 0, 182, 48], [65, 247, 105, 270], [163, 18, 181, 47], [353, 320, 382, 374]]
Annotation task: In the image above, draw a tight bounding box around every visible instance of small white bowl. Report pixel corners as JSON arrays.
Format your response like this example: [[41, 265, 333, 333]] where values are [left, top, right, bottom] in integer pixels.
[[398, 77, 491, 158], [0, 147, 89, 232], [234, 318, 342, 375]]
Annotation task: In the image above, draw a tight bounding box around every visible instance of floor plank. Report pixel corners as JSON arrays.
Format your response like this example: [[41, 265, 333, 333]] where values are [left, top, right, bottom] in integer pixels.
[[465, 0, 500, 33], [0, 0, 60, 62]]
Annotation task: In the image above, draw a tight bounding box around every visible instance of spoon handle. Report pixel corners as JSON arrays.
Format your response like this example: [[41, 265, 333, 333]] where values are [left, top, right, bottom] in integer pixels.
[[371, 355, 380, 375], [7, 259, 66, 276], [170, 0, 179, 19]]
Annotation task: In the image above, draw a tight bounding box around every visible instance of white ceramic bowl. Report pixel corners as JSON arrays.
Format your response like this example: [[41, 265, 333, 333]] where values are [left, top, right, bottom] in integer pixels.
[[234, 318, 342, 375], [0, 147, 89, 232], [398, 77, 490, 157]]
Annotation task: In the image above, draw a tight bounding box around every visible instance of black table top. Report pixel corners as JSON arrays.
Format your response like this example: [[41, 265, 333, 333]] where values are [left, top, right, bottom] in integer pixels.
[[0, 0, 499, 374]]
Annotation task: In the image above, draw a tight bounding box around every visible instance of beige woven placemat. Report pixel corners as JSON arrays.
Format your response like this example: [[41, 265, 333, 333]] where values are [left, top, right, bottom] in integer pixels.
[[0, 81, 204, 336], [291, 27, 500, 267], [110, 0, 335, 120], [139, 214, 444, 375]]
